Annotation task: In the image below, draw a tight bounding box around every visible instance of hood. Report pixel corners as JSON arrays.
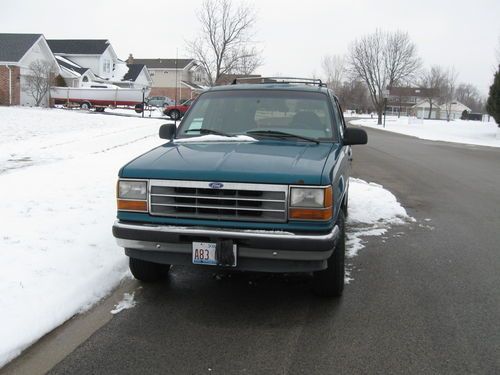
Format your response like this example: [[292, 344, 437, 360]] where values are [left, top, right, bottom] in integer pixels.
[[120, 140, 337, 185]]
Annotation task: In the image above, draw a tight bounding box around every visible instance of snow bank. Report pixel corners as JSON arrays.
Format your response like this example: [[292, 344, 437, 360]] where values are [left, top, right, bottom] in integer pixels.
[[347, 178, 413, 261], [0, 107, 164, 367], [350, 116, 500, 148]]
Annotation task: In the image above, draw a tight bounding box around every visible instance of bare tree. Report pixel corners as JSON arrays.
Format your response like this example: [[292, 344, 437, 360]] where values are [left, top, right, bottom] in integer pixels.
[[23, 60, 58, 106], [348, 30, 421, 124], [419, 65, 447, 118], [187, 0, 261, 86], [321, 54, 346, 92], [456, 83, 483, 112], [337, 79, 371, 113], [232, 46, 262, 76], [442, 67, 459, 121]]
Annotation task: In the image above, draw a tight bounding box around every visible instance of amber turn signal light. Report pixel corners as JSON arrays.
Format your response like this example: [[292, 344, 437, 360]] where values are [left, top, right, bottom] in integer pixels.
[[117, 199, 148, 212], [324, 186, 333, 207], [289, 208, 332, 221]]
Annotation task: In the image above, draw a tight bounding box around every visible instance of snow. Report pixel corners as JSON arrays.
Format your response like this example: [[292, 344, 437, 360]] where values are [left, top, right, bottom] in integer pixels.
[[0, 106, 411, 367], [350, 116, 500, 148], [347, 178, 413, 261], [110, 293, 137, 314], [54, 55, 81, 69], [112, 62, 130, 82], [0, 107, 165, 367], [174, 134, 257, 143]]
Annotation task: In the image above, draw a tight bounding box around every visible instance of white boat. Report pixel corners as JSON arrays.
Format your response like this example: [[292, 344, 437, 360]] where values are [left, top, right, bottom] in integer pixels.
[[50, 85, 151, 108]]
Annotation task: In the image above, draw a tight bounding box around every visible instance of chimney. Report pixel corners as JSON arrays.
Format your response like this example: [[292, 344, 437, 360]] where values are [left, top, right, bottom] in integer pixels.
[[127, 53, 134, 64]]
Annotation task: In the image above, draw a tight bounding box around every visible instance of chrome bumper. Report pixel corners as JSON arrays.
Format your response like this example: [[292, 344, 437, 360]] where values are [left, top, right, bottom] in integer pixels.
[[113, 221, 339, 259]]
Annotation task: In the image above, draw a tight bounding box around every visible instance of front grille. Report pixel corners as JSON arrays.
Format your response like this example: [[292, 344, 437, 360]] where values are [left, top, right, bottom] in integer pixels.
[[149, 180, 288, 222]]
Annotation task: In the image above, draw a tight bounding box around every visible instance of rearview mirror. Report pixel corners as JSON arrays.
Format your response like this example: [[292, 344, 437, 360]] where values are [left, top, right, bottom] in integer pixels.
[[159, 123, 176, 140], [343, 127, 367, 145]]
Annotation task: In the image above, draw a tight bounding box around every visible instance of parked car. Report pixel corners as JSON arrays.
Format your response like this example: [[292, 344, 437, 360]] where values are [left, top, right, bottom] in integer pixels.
[[147, 96, 174, 108], [113, 78, 367, 297], [163, 99, 194, 120]]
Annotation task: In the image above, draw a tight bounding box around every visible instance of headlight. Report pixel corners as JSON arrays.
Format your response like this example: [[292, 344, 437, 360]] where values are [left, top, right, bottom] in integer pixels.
[[118, 180, 147, 200], [290, 188, 325, 208], [117, 180, 148, 212], [289, 186, 333, 221]]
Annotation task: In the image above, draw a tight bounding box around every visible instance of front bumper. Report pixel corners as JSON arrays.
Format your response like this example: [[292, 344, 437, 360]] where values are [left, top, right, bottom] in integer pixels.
[[112, 221, 339, 272]]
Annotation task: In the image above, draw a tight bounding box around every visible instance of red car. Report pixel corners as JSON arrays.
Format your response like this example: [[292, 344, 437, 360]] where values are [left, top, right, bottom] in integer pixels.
[[163, 99, 194, 120]]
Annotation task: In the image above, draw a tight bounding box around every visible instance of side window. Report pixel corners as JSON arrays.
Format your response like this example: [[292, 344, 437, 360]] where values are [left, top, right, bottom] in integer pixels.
[[330, 96, 344, 139]]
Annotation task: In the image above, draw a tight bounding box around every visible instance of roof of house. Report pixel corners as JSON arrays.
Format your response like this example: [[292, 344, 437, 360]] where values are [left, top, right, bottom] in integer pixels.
[[55, 55, 88, 75], [181, 80, 205, 90], [47, 39, 110, 55], [389, 86, 439, 97], [0, 33, 43, 62], [123, 64, 146, 81], [132, 58, 194, 69]]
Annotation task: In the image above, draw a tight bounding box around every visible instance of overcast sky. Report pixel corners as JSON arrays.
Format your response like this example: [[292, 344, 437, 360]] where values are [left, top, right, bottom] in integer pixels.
[[2, 0, 499, 95]]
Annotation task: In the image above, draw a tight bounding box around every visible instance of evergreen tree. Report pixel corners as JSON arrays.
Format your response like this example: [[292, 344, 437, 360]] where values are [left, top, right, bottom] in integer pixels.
[[486, 65, 500, 127]]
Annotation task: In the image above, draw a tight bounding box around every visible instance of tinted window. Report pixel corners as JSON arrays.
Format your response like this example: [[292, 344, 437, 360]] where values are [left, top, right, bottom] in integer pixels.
[[178, 90, 338, 142]]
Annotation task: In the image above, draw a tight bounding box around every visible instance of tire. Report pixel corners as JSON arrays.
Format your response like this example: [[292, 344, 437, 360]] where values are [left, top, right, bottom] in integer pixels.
[[95, 107, 105, 112], [80, 102, 91, 110], [129, 257, 170, 283], [343, 192, 349, 218], [312, 210, 346, 297], [169, 109, 180, 120], [134, 103, 144, 114]]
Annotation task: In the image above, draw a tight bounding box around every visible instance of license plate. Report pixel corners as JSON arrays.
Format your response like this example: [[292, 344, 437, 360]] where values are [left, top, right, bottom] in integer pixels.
[[192, 241, 237, 267]]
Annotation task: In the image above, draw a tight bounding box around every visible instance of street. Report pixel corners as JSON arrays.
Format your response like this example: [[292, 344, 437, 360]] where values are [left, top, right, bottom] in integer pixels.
[[9, 124, 500, 374]]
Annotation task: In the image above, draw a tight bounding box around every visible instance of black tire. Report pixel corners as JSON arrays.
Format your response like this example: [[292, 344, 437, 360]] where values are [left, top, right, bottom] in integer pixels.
[[129, 257, 170, 282], [169, 109, 180, 120], [312, 210, 346, 297], [134, 103, 144, 114], [343, 192, 349, 218], [80, 102, 91, 110]]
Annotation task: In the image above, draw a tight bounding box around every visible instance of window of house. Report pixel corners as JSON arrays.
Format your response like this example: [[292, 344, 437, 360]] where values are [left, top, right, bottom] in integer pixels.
[[82, 76, 89, 82], [103, 60, 111, 73]]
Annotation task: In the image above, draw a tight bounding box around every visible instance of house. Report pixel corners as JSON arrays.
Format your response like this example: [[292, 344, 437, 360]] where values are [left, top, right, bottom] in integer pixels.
[[0, 33, 60, 106], [412, 100, 471, 120], [128, 55, 206, 101], [47, 39, 152, 90], [412, 100, 442, 119], [387, 87, 439, 116], [439, 101, 471, 120]]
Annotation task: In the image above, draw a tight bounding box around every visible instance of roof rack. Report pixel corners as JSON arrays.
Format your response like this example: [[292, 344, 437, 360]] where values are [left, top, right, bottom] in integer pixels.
[[231, 77, 327, 87]]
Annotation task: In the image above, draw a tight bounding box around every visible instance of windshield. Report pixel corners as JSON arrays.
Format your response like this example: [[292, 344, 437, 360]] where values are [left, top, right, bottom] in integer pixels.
[[177, 90, 338, 142]]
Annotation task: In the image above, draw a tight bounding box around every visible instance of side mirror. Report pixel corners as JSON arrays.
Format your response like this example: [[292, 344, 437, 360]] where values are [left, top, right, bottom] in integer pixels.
[[343, 127, 368, 145], [159, 123, 176, 140]]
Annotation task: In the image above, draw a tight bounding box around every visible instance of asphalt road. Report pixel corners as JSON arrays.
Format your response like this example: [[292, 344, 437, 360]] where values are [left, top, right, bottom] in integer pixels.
[[43, 125, 500, 374]]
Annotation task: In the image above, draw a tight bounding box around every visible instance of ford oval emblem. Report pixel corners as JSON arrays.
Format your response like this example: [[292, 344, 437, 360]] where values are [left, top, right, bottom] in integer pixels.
[[209, 182, 224, 189]]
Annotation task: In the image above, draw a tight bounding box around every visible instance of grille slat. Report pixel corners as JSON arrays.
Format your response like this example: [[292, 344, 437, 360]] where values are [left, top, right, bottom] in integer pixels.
[[149, 180, 288, 222]]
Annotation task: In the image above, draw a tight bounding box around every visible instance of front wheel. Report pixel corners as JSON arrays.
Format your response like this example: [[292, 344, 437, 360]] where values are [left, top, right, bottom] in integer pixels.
[[129, 257, 170, 282], [312, 210, 346, 297], [80, 102, 91, 110], [134, 103, 144, 114], [169, 109, 180, 120]]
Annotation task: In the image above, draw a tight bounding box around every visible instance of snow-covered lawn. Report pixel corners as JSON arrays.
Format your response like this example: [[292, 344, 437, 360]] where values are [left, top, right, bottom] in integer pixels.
[[0, 106, 411, 367], [350, 116, 500, 148]]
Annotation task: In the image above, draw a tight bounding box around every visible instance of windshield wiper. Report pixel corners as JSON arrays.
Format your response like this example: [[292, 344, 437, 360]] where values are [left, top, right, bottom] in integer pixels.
[[246, 130, 319, 144], [184, 128, 234, 137]]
